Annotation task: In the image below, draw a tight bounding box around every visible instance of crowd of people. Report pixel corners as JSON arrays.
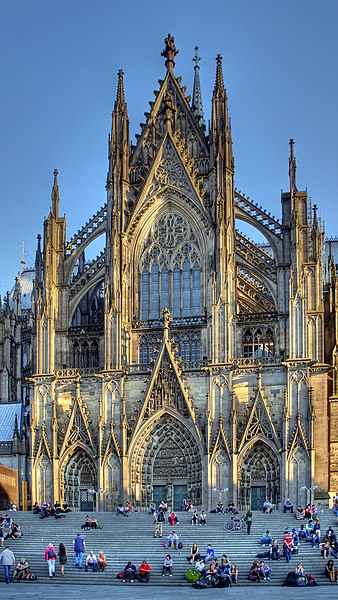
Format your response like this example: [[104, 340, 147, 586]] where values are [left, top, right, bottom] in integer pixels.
[[1, 494, 338, 585]]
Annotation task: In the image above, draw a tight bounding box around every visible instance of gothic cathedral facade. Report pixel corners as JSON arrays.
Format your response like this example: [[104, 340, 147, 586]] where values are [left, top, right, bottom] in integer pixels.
[[24, 36, 337, 511]]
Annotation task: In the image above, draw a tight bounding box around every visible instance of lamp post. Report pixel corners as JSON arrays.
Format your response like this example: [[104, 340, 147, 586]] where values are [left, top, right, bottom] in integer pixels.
[[88, 488, 106, 512], [299, 485, 318, 506]]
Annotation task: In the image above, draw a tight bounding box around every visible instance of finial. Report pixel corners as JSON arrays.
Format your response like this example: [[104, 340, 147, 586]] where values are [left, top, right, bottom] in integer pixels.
[[53, 168, 58, 186], [162, 34, 178, 71], [289, 138, 295, 161], [193, 45, 201, 68]]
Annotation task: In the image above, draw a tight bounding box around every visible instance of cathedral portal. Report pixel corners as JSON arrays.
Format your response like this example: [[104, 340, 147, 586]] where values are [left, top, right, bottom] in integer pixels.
[[238, 442, 280, 510], [130, 413, 202, 510]]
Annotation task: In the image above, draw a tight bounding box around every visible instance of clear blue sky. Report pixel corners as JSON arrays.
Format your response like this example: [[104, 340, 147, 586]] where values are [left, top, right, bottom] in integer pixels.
[[1, 0, 338, 294]]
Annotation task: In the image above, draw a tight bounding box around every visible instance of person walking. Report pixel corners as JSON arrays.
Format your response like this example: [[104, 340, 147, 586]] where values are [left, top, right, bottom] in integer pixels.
[[44, 542, 57, 579], [246, 509, 253, 535], [58, 543, 67, 578], [0, 546, 15, 584], [72, 532, 86, 569]]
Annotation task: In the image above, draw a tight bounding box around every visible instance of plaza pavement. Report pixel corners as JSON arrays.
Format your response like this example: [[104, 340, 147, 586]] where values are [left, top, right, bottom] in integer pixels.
[[0, 583, 335, 600]]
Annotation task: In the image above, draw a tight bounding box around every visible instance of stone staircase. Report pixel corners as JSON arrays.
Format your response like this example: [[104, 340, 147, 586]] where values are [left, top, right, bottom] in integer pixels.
[[1, 508, 337, 586]]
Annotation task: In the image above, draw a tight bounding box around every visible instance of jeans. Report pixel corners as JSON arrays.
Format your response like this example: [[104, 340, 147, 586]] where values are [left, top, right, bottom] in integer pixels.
[[124, 570, 135, 581], [260, 566, 272, 578], [85, 560, 97, 572], [3, 565, 11, 584], [166, 539, 178, 549], [47, 559, 56, 577], [75, 551, 84, 568], [284, 505, 293, 513], [162, 565, 173, 575], [284, 547, 292, 563], [312, 534, 320, 547]]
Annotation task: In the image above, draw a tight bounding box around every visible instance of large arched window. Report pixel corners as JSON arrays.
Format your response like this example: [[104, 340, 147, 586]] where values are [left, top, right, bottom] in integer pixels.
[[139, 213, 202, 321]]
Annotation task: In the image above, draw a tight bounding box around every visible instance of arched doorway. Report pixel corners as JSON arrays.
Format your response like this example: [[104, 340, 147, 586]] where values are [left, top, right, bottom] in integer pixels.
[[238, 442, 280, 510], [63, 451, 97, 511], [131, 414, 202, 510]]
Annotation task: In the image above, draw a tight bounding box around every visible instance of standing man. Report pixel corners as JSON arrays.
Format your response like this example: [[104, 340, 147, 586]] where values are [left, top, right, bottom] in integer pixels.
[[72, 532, 86, 569], [0, 546, 15, 584]]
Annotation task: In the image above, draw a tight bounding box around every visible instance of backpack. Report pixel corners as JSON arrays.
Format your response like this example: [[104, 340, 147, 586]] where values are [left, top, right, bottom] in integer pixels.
[[256, 551, 270, 558], [47, 549, 56, 559], [305, 573, 318, 586], [157, 510, 165, 522], [193, 579, 208, 588], [282, 571, 298, 587], [185, 568, 200, 583]]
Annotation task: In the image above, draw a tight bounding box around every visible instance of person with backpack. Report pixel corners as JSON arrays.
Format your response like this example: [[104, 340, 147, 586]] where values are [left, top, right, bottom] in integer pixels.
[[44, 542, 57, 579]]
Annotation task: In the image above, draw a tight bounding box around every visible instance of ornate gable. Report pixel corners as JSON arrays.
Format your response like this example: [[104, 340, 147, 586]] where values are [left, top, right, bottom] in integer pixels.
[[128, 131, 208, 236], [59, 387, 94, 457], [132, 311, 198, 432], [239, 387, 279, 451]]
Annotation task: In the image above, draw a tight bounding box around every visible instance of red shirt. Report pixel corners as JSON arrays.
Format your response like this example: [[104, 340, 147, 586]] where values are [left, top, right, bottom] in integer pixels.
[[139, 562, 150, 575], [283, 533, 292, 546]]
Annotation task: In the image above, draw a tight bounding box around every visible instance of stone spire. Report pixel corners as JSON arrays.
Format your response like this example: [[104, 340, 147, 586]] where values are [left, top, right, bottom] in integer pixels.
[[35, 234, 43, 288], [214, 53, 225, 95], [161, 34, 178, 71], [51, 168, 60, 218], [192, 46, 205, 128], [115, 68, 126, 109], [289, 138, 297, 194]]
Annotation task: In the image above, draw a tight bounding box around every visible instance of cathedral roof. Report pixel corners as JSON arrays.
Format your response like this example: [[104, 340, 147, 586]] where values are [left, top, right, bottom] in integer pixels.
[[0, 402, 22, 441], [8, 268, 35, 310]]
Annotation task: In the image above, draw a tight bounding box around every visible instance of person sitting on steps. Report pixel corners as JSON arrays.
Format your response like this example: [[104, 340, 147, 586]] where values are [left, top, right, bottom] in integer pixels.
[[137, 559, 150, 583], [13, 558, 30, 581], [85, 551, 98, 572], [261, 530, 272, 545], [191, 510, 199, 526], [296, 505, 305, 520], [269, 540, 281, 560], [187, 543, 200, 564], [122, 561, 137, 583], [259, 560, 271, 580], [199, 510, 207, 525], [97, 551, 107, 572], [165, 530, 179, 550], [81, 515, 91, 530], [283, 498, 293, 513], [162, 554, 173, 576]]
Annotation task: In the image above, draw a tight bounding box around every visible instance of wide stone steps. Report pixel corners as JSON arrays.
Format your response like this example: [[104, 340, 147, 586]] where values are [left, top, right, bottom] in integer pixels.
[[2, 509, 337, 586]]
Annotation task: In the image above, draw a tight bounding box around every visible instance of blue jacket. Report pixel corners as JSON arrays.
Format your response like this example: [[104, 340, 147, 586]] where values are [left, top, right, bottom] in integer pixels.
[[73, 536, 85, 552]]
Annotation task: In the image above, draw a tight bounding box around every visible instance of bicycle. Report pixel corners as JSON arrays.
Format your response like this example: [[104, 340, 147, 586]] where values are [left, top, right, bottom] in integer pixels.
[[224, 515, 247, 531]]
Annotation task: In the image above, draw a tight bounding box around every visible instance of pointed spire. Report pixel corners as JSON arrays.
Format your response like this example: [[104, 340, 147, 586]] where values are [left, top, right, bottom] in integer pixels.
[[192, 46, 205, 128], [161, 34, 178, 71], [289, 138, 297, 193], [214, 54, 225, 94], [35, 234, 43, 287], [115, 69, 126, 109], [51, 168, 60, 217]]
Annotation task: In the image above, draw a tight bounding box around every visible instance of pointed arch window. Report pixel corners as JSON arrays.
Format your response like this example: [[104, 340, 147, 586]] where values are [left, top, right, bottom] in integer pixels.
[[139, 213, 202, 321], [243, 327, 275, 358]]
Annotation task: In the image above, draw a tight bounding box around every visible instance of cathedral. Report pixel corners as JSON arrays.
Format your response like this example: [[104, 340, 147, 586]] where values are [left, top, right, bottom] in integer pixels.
[[1, 35, 338, 512]]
